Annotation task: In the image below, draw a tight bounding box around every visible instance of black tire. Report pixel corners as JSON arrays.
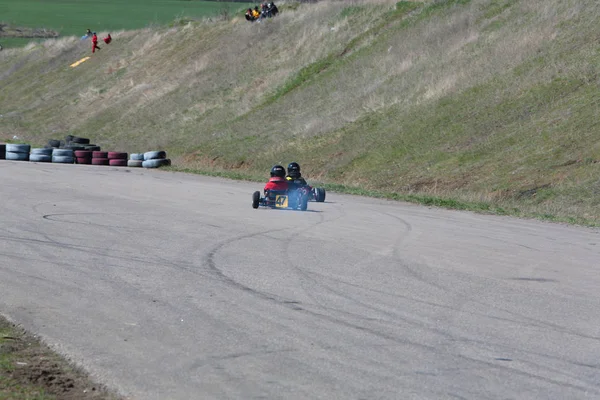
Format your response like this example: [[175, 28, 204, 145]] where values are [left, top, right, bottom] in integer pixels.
[[0, 143, 5, 160], [252, 191, 260, 209], [71, 136, 90, 144], [316, 187, 326, 202], [47, 139, 61, 147]]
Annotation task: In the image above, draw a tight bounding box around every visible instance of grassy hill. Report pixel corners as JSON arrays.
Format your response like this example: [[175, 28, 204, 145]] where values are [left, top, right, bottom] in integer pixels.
[[1, 0, 599, 225]]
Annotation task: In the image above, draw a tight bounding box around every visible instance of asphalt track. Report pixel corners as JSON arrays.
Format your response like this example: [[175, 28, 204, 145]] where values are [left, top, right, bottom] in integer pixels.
[[1, 161, 599, 400]]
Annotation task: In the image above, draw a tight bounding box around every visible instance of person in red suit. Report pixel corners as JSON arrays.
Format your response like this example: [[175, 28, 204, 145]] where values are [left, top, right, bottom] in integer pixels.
[[92, 32, 101, 53], [103, 33, 112, 44], [264, 165, 288, 193]]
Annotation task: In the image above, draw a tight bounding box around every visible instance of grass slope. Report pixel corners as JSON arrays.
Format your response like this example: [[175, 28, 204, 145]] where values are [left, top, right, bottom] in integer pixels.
[[0, 0, 598, 224]]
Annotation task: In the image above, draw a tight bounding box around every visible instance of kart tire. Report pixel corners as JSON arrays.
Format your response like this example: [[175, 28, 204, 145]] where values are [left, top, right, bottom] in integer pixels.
[[91, 158, 109, 166], [6, 151, 29, 161], [142, 158, 170, 168], [6, 144, 30, 153], [300, 194, 309, 211], [0, 143, 5, 159], [47, 139, 61, 148], [109, 159, 127, 167], [108, 151, 128, 160], [76, 157, 92, 165], [127, 160, 143, 167], [31, 148, 53, 156], [52, 148, 74, 157], [92, 151, 108, 159], [252, 191, 260, 209], [143, 150, 166, 161], [29, 154, 52, 163], [83, 145, 101, 151], [65, 135, 74, 143], [315, 188, 326, 202], [52, 156, 74, 164], [129, 153, 144, 161]]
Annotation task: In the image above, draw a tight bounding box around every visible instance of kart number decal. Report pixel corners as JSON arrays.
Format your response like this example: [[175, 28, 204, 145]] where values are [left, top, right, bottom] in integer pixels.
[[275, 195, 288, 208]]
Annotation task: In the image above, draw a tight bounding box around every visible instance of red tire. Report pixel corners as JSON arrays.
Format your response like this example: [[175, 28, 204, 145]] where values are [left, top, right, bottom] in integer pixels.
[[76, 157, 92, 164], [92, 151, 108, 159], [91, 158, 110, 165], [74, 150, 93, 158], [109, 159, 127, 167], [107, 152, 128, 160]]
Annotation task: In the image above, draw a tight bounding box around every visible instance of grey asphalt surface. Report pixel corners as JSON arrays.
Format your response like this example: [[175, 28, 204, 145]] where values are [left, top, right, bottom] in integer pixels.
[[1, 161, 599, 400]]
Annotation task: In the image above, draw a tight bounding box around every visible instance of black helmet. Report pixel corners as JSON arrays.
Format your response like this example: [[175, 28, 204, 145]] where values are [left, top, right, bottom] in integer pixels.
[[287, 162, 301, 177], [270, 165, 285, 178]]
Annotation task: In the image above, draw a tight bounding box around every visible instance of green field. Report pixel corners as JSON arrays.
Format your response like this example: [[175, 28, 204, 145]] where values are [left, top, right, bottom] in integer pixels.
[[0, 0, 251, 48]]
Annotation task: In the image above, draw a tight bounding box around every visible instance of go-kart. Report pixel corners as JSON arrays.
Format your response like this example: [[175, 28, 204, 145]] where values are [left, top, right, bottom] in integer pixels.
[[252, 187, 310, 211]]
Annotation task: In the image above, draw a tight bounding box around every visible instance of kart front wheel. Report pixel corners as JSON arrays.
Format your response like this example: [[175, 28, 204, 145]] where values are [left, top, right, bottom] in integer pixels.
[[252, 191, 260, 209]]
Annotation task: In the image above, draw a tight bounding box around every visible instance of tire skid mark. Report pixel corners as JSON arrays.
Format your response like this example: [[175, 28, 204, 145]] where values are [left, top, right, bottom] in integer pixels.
[[383, 211, 600, 342]]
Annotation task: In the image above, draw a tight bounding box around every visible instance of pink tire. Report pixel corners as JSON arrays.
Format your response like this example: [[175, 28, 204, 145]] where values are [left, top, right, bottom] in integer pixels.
[[91, 158, 110, 166]]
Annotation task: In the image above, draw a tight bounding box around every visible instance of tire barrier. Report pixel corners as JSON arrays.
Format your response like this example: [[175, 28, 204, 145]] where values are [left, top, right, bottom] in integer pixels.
[[108, 152, 128, 160], [77, 157, 92, 165], [127, 160, 143, 167], [30, 154, 52, 163], [52, 148, 74, 164], [1, 139, 172, 170], [52, 155, 75, 164], [5, 144, 30, 161], [109, 159, 128, 167], [52, 149, 74, 157], [91, 158, 110, 166], [71, 136, 90, 144], [92, 151, 108, 159], [142, 158, 171, 168], [6, 151, 29, 161], [31, 148, 53, 156], [143, 151, 166, 161], [6, 144, 31, 153]]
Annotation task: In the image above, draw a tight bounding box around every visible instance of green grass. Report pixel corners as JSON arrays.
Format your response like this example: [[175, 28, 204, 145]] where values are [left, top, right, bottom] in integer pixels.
[[0, 0, 251, 48]]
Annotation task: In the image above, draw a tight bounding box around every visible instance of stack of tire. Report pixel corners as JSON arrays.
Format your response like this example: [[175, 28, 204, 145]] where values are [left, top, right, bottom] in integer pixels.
[[108, 152, 128, 167], [5, 144, 30, 161], [128, 153, 144, 168], [52, 148, 74, 164], [91, 151, 109, 166], [142, 151, 171, 168], [30, 147, 53, 162], [75, 150, 93, 165], [63, 135, 101, 152], [0, 143, 6, 160]]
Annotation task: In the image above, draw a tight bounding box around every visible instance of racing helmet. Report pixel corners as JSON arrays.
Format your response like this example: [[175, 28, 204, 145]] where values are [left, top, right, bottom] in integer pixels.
[[287, 162, 301, 177], [270, 165, 286, 178]]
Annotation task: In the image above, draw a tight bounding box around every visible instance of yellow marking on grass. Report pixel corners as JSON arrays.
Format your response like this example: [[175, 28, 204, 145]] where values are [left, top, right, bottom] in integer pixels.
[[70, 57, 91, 68]]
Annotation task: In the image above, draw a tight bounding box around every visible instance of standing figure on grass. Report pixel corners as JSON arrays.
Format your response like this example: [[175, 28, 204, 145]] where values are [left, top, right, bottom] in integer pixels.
[[92, 32, 101, 53]]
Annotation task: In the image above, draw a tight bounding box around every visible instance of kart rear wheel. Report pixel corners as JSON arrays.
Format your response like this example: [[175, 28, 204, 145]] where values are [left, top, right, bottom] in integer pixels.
[[315, 188, 326, 202], [252, 191, 260, 209]]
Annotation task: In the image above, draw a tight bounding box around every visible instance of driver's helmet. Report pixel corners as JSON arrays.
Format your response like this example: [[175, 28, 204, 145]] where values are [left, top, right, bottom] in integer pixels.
[[287, 162, 301, 178], [270, 165, 286, 178]]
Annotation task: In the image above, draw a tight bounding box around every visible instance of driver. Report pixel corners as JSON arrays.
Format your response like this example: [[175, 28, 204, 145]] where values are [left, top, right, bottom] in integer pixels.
[[286, 162, 307, 187], [264, 165, 288, 193]]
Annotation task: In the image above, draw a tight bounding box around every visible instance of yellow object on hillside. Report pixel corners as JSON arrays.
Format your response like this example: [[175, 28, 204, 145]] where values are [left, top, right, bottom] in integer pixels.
[[70, 57, 91, 68]]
